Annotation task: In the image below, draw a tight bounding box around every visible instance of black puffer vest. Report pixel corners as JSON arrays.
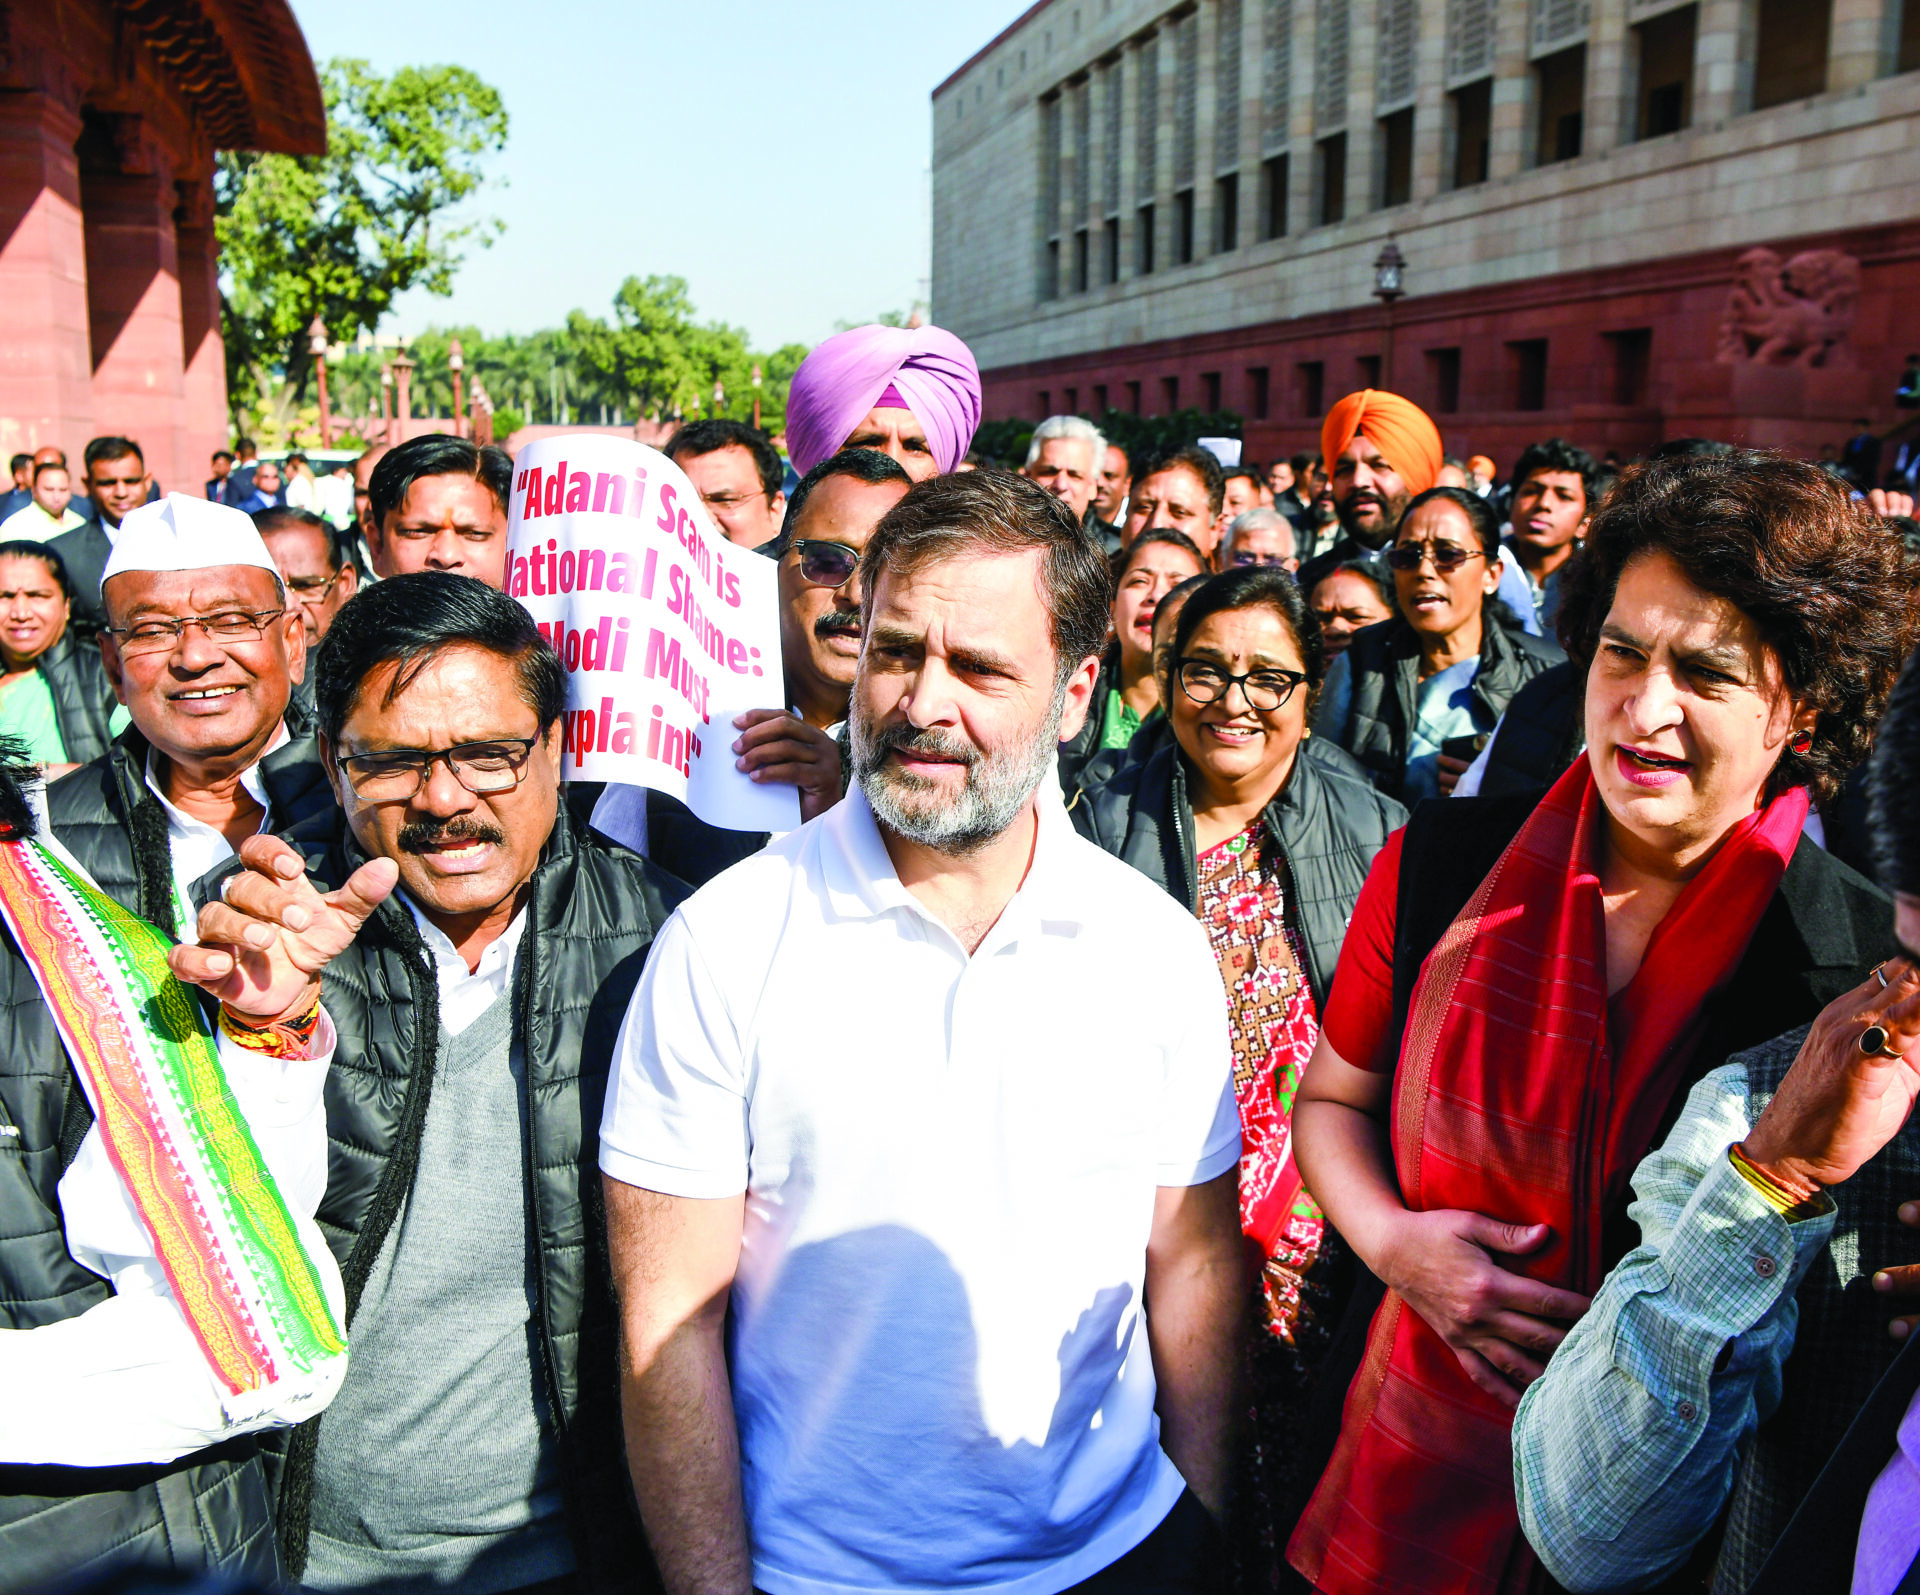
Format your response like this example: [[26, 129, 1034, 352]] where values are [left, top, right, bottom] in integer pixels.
[[243, 802, 687, 1592], [46, 703, 335, 940], [33, 628, 119, 767], [1336, 617, 1564, 800], [1475, 658, 1586, 801], [1071, 736, 1405, 1007], [0, 763, 281, 1586]]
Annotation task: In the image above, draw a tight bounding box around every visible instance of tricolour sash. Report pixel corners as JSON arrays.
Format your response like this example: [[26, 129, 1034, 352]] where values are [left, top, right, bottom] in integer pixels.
[[0, 833, 346, 1411]]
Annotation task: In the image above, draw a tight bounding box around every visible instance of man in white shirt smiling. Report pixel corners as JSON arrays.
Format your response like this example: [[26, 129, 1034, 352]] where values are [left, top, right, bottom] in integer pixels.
[[602, 470, 1245, 1595]]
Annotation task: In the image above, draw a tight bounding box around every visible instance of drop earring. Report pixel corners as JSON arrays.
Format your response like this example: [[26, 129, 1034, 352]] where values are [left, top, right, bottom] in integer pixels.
[[1789, 729, 1813, 755]]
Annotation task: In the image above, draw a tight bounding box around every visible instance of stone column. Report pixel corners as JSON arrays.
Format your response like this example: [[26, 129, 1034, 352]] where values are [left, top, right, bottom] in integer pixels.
[[1411, 0, 1450, 200], [1488, 0, 1532, 178], [1345, 1, 1378, 214], [82, 120, 187, 490], [1829, 0, 1892, 91], [1239, 0, 1263, 235], [175, 175, 227, 484], [1117, 43, 1139, 282], [1195, 0, 1217, 255], [1693, 0, 1757, 125], [0, 89, 93, 459], [1585, 0, 1631, 156], [1288, 0, 1318, 233]]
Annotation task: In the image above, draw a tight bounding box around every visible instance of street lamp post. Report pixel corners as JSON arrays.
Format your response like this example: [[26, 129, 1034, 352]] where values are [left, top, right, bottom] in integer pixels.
[[391, 352, 415, 445], [712, 378, 725, 419], [309, 315, 332, 448], [471, 379, 493, 447], [1372, 238, 1407, 392], [380, 364, 394, 444], [449, 338, 467, 438], [751, 364, 763, 430]]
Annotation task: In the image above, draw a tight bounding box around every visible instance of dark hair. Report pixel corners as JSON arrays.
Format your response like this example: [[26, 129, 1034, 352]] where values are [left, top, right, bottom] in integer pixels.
[[31, 460, 68, 484], [367, 433, 512, 529], [1652, 437, 1735, 461], [859, 469, 1111, 683], [83, 436, 142, 474], [1106, 441, 1129, 471], [253, 505, 345, 570], [1511, 438, 1598, 506], [1557, 451, 1919, 807], [235, 436, 256, 454], [777, 448, 912, 552], [1397, 484, 1503, 557], [1310, 555, 1396, 612], [287, 453, 309, 469], [1115, 527, 1207, 585], [666, 419, 784, 502], [9, 454, 28, 476], [1871, 649, 1920, 897], [0, 539, 72, 601], [0, 734, 38, 841], [313, 571, 564, 745], [212, 450, 234, 465], [1288, 452, 1312, 475], [1171, 565, 1327, 694], [1222, 465, 1260, 490], [1139, 443, 1227, 517]]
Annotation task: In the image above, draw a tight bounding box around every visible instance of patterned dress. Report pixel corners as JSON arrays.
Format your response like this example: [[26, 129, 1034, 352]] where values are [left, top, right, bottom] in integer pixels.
[[1196, 820, 1343, 1593]]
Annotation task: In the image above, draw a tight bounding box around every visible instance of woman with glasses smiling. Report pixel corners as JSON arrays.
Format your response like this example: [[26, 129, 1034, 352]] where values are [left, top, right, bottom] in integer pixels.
[[1073, 566, 1404, 1580], [1317, 486, 1563, 802]]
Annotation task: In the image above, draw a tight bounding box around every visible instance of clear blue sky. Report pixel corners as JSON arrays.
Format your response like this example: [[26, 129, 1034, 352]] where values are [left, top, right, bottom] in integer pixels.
[[285, 0, 1023, 352]]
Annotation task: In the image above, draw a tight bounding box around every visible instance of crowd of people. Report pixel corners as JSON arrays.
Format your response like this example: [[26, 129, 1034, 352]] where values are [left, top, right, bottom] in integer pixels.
[[5, 315, 1920, 1595]]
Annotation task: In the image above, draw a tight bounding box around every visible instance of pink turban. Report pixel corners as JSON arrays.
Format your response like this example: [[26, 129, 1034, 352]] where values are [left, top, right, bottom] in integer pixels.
[[785, 324, 983, 477]]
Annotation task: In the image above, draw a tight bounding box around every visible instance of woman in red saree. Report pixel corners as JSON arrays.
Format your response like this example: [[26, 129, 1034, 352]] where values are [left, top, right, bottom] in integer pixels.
[[1287, 453, 1918, 1595]]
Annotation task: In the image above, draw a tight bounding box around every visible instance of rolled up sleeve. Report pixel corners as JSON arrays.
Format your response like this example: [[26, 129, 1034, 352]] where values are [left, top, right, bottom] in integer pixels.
[[1512, 1059, 1835, 1593]]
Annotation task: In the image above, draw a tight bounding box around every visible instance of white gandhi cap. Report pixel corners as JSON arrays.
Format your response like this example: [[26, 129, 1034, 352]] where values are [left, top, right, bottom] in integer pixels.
[[100, 493, 283, 598]]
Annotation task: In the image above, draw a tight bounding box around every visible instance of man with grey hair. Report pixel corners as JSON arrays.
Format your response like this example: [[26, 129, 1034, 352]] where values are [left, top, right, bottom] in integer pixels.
[[1023, 414, 1118, 551], [601, 470, 1245, 1595], [1218, 505, 1298, 573]]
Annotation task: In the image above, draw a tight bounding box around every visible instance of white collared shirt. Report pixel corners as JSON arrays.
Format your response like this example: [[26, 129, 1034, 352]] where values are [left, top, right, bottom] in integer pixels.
[[401, 893, 528, 1036], [144, 723, 289, 932], [601, 787, 1238, 1595]]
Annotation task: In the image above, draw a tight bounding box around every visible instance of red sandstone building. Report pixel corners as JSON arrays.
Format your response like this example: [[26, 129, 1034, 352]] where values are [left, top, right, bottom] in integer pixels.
[[0, 0, 322, 491], [932, 0, 1920, 467]]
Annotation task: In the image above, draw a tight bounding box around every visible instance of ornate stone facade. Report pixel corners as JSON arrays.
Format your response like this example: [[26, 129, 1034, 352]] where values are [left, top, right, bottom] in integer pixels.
[[0, 0, 322, 487], [933, 0, 1920, 463]]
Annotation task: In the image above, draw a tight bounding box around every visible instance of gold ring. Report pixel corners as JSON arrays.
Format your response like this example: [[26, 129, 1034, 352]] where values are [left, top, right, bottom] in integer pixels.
[[1859, 1023, 1905, 1060]]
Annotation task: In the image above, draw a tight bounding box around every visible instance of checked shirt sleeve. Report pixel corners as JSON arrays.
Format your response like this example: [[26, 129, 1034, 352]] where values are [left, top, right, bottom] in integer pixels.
[[1512, 1058, 1835, 1593]]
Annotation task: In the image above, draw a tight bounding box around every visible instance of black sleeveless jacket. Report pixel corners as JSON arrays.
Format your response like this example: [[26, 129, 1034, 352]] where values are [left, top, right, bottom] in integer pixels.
[[34, 628, 118, 768], [1475, 659, 1586, 800], [1334, 617, 1564, 800], [1072, 736, 1405, 1009], [46, 704, 335, 940], [237, 801, 687, 1591]]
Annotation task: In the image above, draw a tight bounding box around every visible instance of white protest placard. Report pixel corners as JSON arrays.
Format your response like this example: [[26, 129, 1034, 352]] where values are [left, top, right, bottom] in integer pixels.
[[505, 435, 799, 833]]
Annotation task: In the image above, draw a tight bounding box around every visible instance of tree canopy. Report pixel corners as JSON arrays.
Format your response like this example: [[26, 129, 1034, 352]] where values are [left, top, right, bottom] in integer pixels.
[[215, 58, 508, 421]]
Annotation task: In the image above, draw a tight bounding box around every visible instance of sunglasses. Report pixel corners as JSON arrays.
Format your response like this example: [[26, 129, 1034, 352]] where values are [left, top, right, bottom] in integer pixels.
[[787, 539, 860, 589], [1385, 540, 1484, 573]]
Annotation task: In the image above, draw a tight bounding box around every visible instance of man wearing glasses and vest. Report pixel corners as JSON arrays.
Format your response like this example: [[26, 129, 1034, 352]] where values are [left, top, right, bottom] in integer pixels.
[[47, 495, 334, 938], [170, 570, 688, 1593]]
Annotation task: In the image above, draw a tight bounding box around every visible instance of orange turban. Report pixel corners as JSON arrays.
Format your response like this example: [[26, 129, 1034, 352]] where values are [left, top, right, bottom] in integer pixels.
[[1320, 390, 1444, 497]]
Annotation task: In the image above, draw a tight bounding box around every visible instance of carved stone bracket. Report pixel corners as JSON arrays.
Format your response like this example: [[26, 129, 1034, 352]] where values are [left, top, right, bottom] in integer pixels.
[[1716, 246, 1862, 369]]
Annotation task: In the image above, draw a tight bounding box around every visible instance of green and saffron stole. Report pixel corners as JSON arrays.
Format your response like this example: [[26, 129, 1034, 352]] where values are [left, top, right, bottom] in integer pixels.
[[0, 832, 346, 1413]]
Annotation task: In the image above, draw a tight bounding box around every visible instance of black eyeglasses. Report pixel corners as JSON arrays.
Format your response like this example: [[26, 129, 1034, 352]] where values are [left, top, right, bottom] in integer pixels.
[[338, 737, 541, 800], [1385, 540, 1484, 573], [786, 539, 860, 589], [1176, 659, 1310, 712]]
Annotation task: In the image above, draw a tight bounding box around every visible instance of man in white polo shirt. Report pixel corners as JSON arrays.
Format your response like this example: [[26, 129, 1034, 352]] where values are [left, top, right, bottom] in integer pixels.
[[602, 470, 1244, 1595]]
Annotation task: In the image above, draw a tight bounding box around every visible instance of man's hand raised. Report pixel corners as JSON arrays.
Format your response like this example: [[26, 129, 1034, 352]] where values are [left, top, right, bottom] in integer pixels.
[[167, 834, 399, 1025]]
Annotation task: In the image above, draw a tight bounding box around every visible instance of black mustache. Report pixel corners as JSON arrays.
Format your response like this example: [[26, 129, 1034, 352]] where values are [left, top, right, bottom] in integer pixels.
[[398, 816, 508, 854], [814, 611, 861, 640]]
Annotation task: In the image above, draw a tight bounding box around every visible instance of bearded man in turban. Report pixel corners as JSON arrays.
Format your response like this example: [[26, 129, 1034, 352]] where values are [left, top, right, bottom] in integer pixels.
[[1298, 389, 1444, 592], [784, 325, 983, 482]]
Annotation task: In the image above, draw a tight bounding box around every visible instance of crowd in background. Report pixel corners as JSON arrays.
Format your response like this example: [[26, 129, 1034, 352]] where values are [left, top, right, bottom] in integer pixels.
[[8, 320, 1920, 1595]]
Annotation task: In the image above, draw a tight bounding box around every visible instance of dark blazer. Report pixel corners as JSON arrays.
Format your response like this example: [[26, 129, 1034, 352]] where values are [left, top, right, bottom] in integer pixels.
[[45, 520, 112, 635], [1746, 1335, 1920, 1594]]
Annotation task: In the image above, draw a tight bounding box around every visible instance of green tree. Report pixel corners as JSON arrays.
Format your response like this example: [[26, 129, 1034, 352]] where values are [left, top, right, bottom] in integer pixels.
[[568, 275, 759, 424], [215, 58, 508, 426]]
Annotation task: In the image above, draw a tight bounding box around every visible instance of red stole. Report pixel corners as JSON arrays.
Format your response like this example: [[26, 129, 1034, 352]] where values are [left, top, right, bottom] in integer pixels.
[[1289, 759, 1807, 1595]]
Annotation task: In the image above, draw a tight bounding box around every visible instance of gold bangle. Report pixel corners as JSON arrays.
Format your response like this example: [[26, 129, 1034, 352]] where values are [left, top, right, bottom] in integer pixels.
[[1728, 1143, 1822, 1218]]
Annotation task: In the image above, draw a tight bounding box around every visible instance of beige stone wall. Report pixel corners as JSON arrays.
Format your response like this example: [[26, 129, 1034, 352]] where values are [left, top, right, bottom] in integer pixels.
[[932, 0, 1920, 375]]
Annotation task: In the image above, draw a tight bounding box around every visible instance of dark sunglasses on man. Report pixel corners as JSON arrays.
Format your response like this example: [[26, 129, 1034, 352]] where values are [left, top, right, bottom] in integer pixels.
[[785, 539, 860, 590]]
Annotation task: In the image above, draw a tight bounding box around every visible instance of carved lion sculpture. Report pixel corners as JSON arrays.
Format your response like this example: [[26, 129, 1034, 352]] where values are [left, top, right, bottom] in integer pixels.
[[1716, 247, 1860, 367]]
